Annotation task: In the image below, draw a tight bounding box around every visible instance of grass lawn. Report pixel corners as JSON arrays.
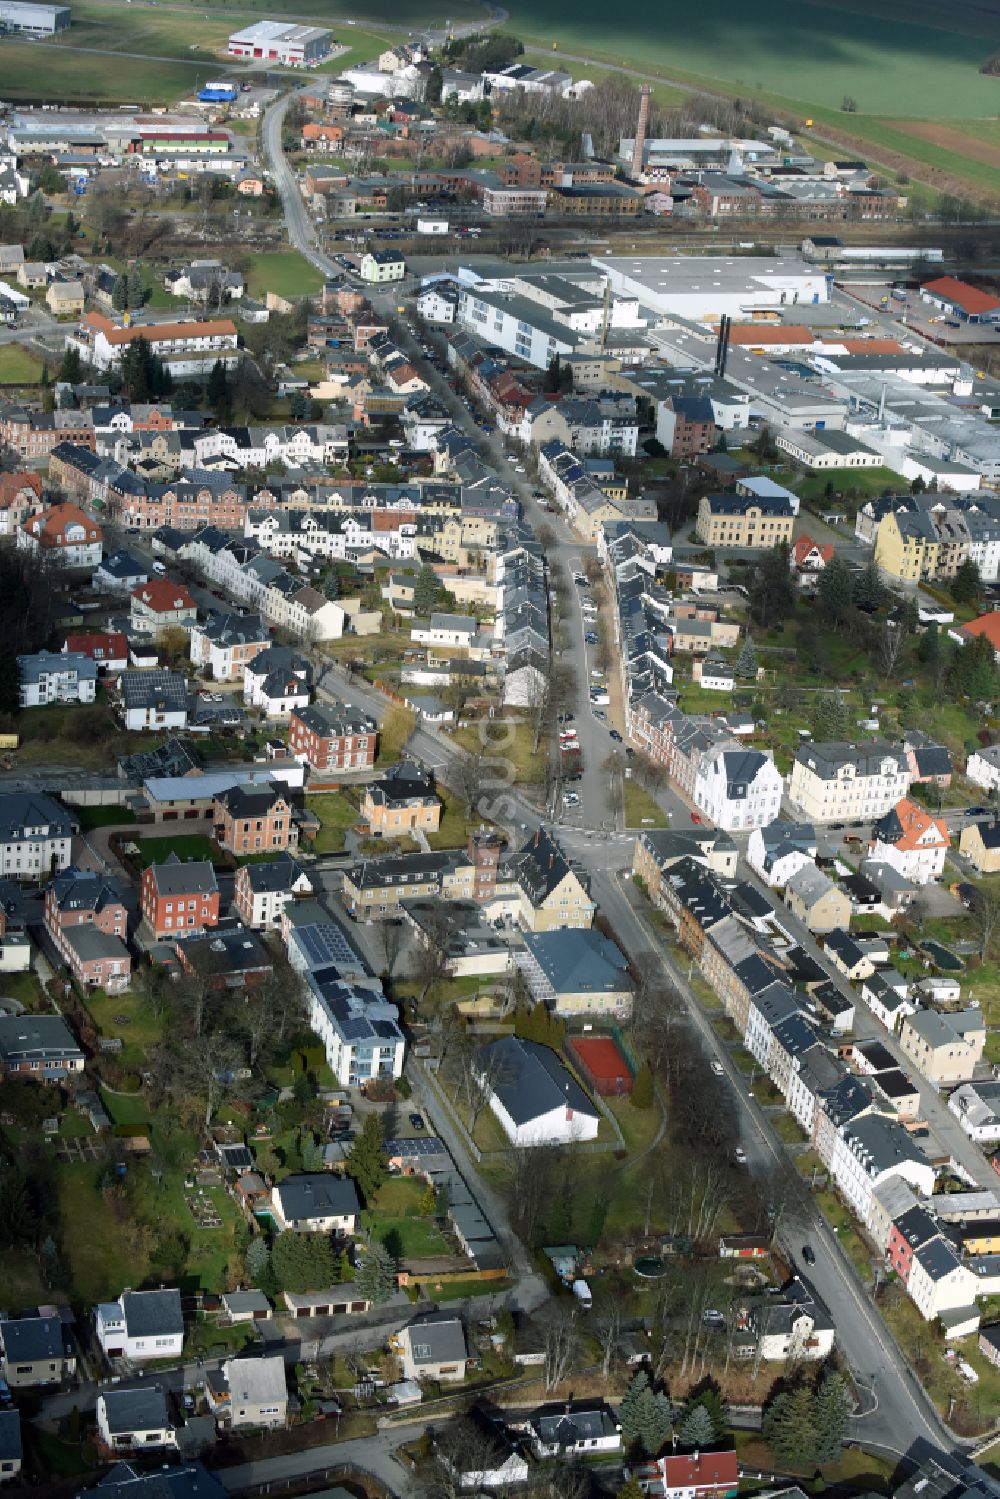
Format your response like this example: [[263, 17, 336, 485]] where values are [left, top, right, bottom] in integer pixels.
[[99, 1088, 150, 1129], [362, 1176, 451, 1259], [623, 781, 668, 829], [431, 1276, 514, 1302], [0, 344, 46, 385], [75, 804, 136, 832], [132, 833, 219, 868], [426, 789, 493, 850], [87, 988, 164, 1069], [0, 969, 47, 1011], [47, 0, 233, 57], [797, 468, 903, 504], [451, 720, 546, 785], [246, 251, 324, 300], [376, 703, 416, 765], [305, 791, 359, 854], [734, 1430, 895, 1491], [772, 1113, 808, 1145], [0, 42, 201, 103], [816, 1188, 876, 1282]]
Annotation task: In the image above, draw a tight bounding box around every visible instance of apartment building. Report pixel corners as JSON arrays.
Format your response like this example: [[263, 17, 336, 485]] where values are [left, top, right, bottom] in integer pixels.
[[287, 702, 376, 772], [898, 1009, 987, 1086], [18, 651, 97, 708], [362, 761, 441, 836], [189, 613, 269, 682], [788, 740, 911, 823], [695, 492, 795, 549], [213, 783, 295, 856], [140, 856, 220, 939]]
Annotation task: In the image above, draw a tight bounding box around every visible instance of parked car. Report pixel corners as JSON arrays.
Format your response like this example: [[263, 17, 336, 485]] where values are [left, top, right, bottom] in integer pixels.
[[734, 1146, 747, 1165], [711, 1060, 724, 1077], [691, 812, 702, 824], [408, 1113, 425, 1131], [609, 729, 622, 742], [802, 1244, 816, 1265]]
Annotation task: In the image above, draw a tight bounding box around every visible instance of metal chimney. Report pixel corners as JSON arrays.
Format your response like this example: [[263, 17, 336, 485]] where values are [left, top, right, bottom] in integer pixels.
[[632, 85, 652, 178]]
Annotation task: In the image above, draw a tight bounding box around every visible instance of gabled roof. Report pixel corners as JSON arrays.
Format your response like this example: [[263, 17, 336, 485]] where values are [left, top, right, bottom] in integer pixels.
[[477, 1036, 598, 1126], [521, 928, 630, 996], [402, 1310, 467, 1365], [146, 853, 218, 898], [100, 1385, 171, 1435], [273, 1172, 360, 1221], [872, 797, 948, 852]]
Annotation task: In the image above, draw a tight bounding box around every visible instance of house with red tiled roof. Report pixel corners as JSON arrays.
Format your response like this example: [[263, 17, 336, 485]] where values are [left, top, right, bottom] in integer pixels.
[[954, 611, 1000, 660], [868, 797, 949, 885], [19, 502, 102, 568], [0, 472, 42, 537], [69, 311, 238, 373], [791, 533, 834, 571], [921, 276, 1000, 325], [130, 579, 198, 631], [631, 1448, 739, 1499], [63, 633, 129, 673]]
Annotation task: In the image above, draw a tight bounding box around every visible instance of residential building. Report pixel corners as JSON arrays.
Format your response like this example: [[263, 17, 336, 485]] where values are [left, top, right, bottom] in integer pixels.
[[363, 761, 441, 836], [908, 1237, 980, 1323], [508, 827, 595, 931], [967, 744, 1000, 793], [950, 1081, 1000, 1143], [270, 1173, 359, 1234], [62, 632, 128, 673], [899, 1009, 987, 1085], [959, 819, 1000, 874], [119, 670, 189, 731], [0, 1411, 19, 1484], [0, 791, 75, 878], [213, 782, 294, 855], [832, 1113, 936, 1224], [130, 579, 198, 631], [18, 650, 97, 708], [95, 1289, 184, 1362], [747, 821, 817, 887], [96, 1387, 176, 1453], [746, 1273, 836, 1362], [631, 1449, 739, 1499], [175, 923, 272, 992], [63, 925, 132, 993], [516, 928, 634, 1017], [784, 864, 852, 933], [20, 501, 102, 568], [0, 1014, 83, 1079], [868, 798, 949, 885], [69, 312, 239, 375], [288, 701, 376, 772], [243, 645, 311, 717], [788, 741, 911, 823], [0, 1312, 75, 1387], [305, 968, 405, 1085], [475, 1035, 600, 1146], [695, 492, 795, 548], [360, 250, 405, 284], [695, 745, 783, 832], [189, 613, 269, 682], [234, 854, 312, 930], [526, 1401, 621, 1459], [140, 855, 220, 939], [394, 1312, 469, 1383], [206, 1353, 288, 1429]]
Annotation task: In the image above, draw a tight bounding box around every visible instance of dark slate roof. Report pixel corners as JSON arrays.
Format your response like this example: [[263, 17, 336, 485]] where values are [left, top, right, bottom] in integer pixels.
[[530, 1399, 618, 1444], [100, 1386, 171, 1435], [274, 1173, 360, 1221], [149, 852, 217, 897], [122, 1289, 183, 1339], [94, 1460, 228, 1499], [478, 1036, 598, 1127], [0, 1410, 20, 1465], [404, 1310, 467, 1366], [243, 854, 308, 894], [120, 670, 188, 714], [0, 1313, 68, 1364]]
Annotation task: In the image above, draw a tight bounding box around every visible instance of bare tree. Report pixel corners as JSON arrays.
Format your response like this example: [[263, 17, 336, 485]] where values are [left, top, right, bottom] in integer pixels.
[[371, 919, 407, 981], [969, 884, 1000, 961], [524, 671, 551, 754], [878, 618, 906, 680], [595, 1301, 622, 1379], [541, 1305, 580, 1393]]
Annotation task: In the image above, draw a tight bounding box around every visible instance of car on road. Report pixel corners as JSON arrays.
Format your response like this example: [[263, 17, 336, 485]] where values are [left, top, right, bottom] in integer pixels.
[[585, 633, 599, 644], [593, 709, 606, 721], [690, 812, 702, 823], [702, 1309, 726, 1327], [802, 1244, 816, 1265], [409, 1113, 425, 1131], [966, 806, 991, 816], [609, 729, 622, 742], [563, 794, 581, 807], [574, 574, 588, 586], [830, 822, 844, 830], [734, 1146, 747, 1165], [711, 1060, 724, 1077], [557, 713, 574, 724]]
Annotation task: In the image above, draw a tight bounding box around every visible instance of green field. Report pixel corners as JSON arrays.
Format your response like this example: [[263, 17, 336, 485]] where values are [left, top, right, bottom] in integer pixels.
[[0, 42, 203, 104], [246, 251, 325, 300], [508, 0, 1000, 119], [47, 1, 232, 59], [0, 345, 47, 385], [132, 833, 219, 868]]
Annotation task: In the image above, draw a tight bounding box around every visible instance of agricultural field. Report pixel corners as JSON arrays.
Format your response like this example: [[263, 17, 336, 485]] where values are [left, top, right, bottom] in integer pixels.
[[0, 43, 203, 105], [246, 250, 325, 300]]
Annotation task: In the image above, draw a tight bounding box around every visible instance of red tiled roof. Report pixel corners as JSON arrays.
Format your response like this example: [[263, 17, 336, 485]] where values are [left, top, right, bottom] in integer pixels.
[[961, 612, 1000, 650], [23, 501, 100, 546], [130, 578, 196, 614], [923, 276, 1000, 316], [64, 632, 128, 661]]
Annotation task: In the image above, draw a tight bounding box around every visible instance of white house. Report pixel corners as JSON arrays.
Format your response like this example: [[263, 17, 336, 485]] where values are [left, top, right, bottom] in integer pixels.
[[18, 651, 97, 708], [830, 1115, 936, 1228], [119, 670, 189, 733], [475, 1035, 600, 1147], [907, 1238, 980, 1324], [234, 854, 313, 930], [966, 744, 1000, 792], [695, 746, 783, 832], [949, 1081, 1000, 1144], [747, 820, 817, 887], [417, 285, 457, 324], [751, 1275, 836, 1362], [270, 1173, 359, 1235], [95, 1289, 184, 1363], [0, 792, 76, 879], [412, 612, 478, 651], [526, 1401, 622, 1458], [692, 655, 734, 692], [96, 1387, 176, 1453], [243, 647, 311, 716], [867, 797, 949, 886], [210, 1354, 288, 1429], [860, 970, 915, 1032]]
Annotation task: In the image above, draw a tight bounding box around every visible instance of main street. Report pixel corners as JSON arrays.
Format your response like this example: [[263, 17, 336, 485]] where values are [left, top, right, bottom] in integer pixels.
[[260, 92, 956, 1460]]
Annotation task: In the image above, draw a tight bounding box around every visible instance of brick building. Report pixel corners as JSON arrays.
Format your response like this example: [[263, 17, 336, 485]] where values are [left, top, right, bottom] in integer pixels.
[[213, 783, 295, 856], [287, 702, 377, 772], [140, 855, 220, 939]]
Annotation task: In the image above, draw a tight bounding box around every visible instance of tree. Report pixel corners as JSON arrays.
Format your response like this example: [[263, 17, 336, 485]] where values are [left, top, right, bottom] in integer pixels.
[[681, 1387, 729, 1440], [877, 619, 906, 680], [632, 1383, 672, 1456], [347, 1113, 387, 1203], [111, 273, 127, 311], [678, 1401, 715, 1448], [969, 883, 1000, 961], [541, 1305, 579, 1392], [271, 1229, 337, 1293], [245, 1235, 272, 1286], [207, 358, 231, 422], [300, 1132, 324, 1172], [841, 94, 857, 111], [749, 543, 795, 627], [632, 1063, 654, 1109], [619, 1370, 650, 1447], [413, 562, 443, 616], [355, 1241, 397, 1305], [816, 556, 853, 629], [953, 557, 983, 607], [811, 692, 849, 740], [813, 1373, 851, 1464], [762, 1384, 818, 1468], [126, 262, 144, 310], [735, 635, 758, 678], [58, 344, 83, 385], [853, 557, 885, 611]]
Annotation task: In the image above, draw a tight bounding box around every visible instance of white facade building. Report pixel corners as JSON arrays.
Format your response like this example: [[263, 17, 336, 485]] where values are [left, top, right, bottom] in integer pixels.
[[695, 747, 783, 832]]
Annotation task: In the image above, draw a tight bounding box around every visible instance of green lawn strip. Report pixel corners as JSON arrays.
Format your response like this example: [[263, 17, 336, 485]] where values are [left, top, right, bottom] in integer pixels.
[[131, 833, 219, 868], [246, 251, 324, 299], [428, 1276, 514, 1301], [305, 791, 360, 853], [75, 804, 136, 831], [0, 345, 47, 384], [622, 780, 668, 829], [0, 970, 48, 1010]]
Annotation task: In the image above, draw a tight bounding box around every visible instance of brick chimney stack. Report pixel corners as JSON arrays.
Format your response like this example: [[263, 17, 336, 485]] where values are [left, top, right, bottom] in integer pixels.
[[632, 85, 652, 178]]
